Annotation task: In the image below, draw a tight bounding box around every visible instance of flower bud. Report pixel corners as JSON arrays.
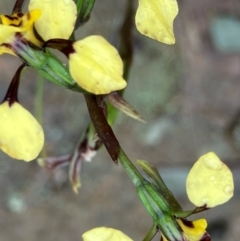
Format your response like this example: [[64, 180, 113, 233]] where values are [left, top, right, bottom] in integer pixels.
[[0, 102, 44, 161]]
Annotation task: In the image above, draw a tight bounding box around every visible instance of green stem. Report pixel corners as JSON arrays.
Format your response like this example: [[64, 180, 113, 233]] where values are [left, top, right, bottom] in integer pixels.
[[17, 42, 85, 92], [84, 93, 183, 240], [118, 148, 145, 186], [84, 94, 145, 186], [84, 94, 120, 162], [12, 0, 25, 13], [118, 152, 172, 216]]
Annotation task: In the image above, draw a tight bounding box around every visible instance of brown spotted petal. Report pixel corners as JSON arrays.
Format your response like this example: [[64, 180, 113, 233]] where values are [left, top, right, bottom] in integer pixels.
[[177, 219, 211, 241]]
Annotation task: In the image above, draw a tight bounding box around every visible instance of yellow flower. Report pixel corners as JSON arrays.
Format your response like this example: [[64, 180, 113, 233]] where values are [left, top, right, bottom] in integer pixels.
[[0, 0, 77, 56], [0, 0, 127, 94], [135, 0, 179, 44], [0, 10, 41, 55], [69, 35, 127, 94], [82, 222, 209, 241], [186, 152, 234, 208], [176, 219, 209, 241], [158, 217, 209, 241], [0, 101, 44, 161], [82, 227, 133, 241]]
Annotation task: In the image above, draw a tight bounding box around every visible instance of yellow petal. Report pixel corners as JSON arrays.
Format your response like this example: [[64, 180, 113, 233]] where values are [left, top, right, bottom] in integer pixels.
[[177, 219, 208, 241], [82, 227, 133, 241], [0, 102, 44, 161], [69, 35, 127, 94], [28, 0, 77, 41], [0, 24, 17, 55], [21, 10, 42, 46], [160, 234, 168, 241], [0, 10, 42, 49], [186, 152, 234, 207], [1, 13, 22, 25], [0, 45, 16, 56], [135, 0, 178, 44]]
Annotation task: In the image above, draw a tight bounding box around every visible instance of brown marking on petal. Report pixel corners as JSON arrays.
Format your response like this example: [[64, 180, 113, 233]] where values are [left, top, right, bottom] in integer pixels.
[[143, 30, 148, 35], [1, 43, 16, 55], [2, 43, 13, 49], [3, 15, 19, 21], [180, 219, 194, 228], [10, 20, 22, 27], [17, 13, 23, 17], [15, 32, 22, 38], [26, 12, 31, 20], [3, 13, 23, 27]]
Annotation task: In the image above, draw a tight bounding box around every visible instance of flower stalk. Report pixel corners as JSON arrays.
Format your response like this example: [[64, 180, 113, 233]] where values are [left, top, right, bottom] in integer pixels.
[[84, 94, 120, 163], [12, 0, 25, 13], [84, 93, 185, 240]]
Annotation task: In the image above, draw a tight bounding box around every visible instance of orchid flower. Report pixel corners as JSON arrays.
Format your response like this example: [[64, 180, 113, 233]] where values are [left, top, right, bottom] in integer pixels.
[[0, 0, 180, 160], [0, 0, 126, 94], [0, 65, 44, 161], [81, 222, 208, 241], [0, 0, 126, 160]]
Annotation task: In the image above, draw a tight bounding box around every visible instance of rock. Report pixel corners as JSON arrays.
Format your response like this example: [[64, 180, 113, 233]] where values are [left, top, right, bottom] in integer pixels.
[[210, 16, 240, 53]]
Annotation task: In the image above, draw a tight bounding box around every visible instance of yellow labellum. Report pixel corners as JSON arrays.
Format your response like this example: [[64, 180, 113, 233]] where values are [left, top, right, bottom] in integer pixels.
[[82, 227, 133, 241], [69, 35, 127, 95], [177, 219, 207, 241], [0, 45, 16, 56], [186, 152, 234, 207], [0, 25, 16, 55], [135, 0, 178, 44], [28, 0, 77, 41], [0, 102, 44, 162], [0, 10, 41, 55]]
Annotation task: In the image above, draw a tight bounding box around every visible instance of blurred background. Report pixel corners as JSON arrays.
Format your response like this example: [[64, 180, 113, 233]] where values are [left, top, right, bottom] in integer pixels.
[[0, 0, 240, 240]]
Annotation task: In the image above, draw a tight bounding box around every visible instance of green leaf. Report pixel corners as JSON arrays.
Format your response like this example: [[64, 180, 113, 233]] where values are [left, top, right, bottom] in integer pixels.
[[106, 92, 145, 122], [74, 0, 96, 28], [137, 160, 182, 211]]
